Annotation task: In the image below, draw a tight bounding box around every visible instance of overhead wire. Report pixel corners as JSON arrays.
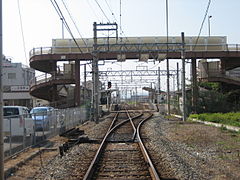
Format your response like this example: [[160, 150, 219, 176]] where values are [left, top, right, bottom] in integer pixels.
[[17, 0, 28, 65], [62, 0, 94, 70], [86, 0, 101, 22], [104, 0, 117, 22], [193, 0, 212, 51], [50, 0, 93, 70], [120, 0, 122, 35], [61, 0, 88, 47], [50, 0, 83, 53], [94, 0, 111, 22], [104, 0, 128, 41]]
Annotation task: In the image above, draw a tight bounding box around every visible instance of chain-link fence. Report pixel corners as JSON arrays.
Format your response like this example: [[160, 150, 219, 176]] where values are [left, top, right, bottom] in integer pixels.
[[3, 106, 89, 159]]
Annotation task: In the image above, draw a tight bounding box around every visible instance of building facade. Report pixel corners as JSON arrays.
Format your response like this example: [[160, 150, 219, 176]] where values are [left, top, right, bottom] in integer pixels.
[[3, 56, 35, 108]]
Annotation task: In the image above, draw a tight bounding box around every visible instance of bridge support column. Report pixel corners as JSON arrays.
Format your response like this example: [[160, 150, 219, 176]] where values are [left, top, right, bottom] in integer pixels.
[[220, 58, 226, 74], [191, 58, 198, 113], [75, 60, 80, 106]]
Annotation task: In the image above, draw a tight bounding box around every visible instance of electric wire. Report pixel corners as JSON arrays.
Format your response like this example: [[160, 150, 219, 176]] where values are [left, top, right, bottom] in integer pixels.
[[120, 0, 122, 35], [17, 0, 28, 65], [61, 0, 93, 70], [193, 0, 212, 51], [104, 0, 117, 22], [50, 0, 83, 53], [51, 0, 93, 70], [86, 0, 101, 22], [61, 0, 88, 47], [96, 0, 129, 42], [94, 0, 111, 22], [149, 62, 161, 70]]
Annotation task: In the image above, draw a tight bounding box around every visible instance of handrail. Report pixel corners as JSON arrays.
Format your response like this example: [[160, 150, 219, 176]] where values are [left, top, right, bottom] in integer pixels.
[[30, 70, 75, 88], [29, 43, 240, 58]]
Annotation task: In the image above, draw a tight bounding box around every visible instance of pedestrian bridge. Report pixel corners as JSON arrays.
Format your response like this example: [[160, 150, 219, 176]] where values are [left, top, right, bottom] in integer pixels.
[[29, 35, 240, 108]]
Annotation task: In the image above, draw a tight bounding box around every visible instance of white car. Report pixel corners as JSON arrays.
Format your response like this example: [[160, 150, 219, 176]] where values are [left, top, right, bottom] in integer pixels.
[[3, 106, 34, 137]]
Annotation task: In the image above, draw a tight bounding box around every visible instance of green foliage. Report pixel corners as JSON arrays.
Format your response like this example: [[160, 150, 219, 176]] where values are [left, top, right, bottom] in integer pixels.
[[199, 82, 221, 91], [225, 90, 240, 111], [196, 90, 231, 113], [189, 112, 240, 127]]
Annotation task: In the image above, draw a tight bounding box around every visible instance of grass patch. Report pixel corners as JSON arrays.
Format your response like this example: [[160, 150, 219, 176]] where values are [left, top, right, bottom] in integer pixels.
[[189, 112, 240, 127]]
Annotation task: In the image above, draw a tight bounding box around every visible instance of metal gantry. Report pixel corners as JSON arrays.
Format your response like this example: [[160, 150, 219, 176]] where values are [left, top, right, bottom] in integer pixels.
[[92, 22, 118, 122]]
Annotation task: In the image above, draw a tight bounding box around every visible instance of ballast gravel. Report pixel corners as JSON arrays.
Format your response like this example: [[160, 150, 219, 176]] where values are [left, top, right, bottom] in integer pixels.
[[5, 111, 240, 180]]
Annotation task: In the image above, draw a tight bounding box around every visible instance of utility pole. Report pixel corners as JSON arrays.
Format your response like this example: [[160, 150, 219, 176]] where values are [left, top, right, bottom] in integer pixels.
[[92, 22, 99, 123], [208, 15, 212, 37], [135, 87, 137, 106], [61, 18, 64, 39], [84, 64, 87, 104], [166, 0, 170, 116], [177, 63, 180, 91], [157, 67, 161, 111], [181, 32, 186, 121], [75, 60, 80, 106], [191, 58, 198, 113], [0, 0, 4, 178], [158, 67, 161, 93]]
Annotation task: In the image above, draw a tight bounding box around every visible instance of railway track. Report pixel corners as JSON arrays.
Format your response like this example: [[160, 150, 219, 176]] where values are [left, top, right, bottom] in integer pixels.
[[83, 107, 160, 180]]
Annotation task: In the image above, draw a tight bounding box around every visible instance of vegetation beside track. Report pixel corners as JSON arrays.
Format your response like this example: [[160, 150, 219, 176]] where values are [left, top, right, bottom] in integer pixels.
[[189, 112, 240, 127]]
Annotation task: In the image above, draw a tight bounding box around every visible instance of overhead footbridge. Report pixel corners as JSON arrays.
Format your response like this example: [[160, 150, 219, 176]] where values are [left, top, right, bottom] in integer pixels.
[[29, 36, 240, 72], [29, 36, 240, 107]]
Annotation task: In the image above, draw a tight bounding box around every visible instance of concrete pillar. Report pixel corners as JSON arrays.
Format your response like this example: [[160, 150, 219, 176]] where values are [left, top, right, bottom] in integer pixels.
[[220, 58, 226, 74]]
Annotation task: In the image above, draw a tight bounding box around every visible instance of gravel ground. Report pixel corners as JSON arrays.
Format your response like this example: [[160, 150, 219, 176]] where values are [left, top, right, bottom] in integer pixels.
[[5, 110, 240, 180], [5, 114, 114, 179], [143, 113, 240, 180]]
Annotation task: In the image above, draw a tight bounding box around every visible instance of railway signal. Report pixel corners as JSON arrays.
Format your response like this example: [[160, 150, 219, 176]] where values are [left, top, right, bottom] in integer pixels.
[[107, 81, 112, 89]]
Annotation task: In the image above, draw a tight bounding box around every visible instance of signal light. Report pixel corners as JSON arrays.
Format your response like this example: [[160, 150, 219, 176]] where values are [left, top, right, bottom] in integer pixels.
[[107, 81, 112, 89]]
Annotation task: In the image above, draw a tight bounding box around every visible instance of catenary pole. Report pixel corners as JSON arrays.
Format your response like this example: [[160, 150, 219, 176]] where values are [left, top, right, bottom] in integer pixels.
[[0, 0, 4, 178], [93, 22, 99, 123], [84, 64, 87, 104], [166, 0, 170, 115], [181, 32, 186, 121], [157, 67, 161, 111], [177, 62, 180, 91]]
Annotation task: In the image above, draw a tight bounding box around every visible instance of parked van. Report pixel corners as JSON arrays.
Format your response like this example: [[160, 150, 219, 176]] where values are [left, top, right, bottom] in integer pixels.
[[30, 106, 55, 131], [3, 106, 34, 137]]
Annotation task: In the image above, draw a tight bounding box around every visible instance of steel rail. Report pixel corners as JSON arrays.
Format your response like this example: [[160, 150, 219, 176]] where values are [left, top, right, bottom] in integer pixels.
[[125, 108, 137, 140], [83, 111, 142, 180], [137, 113, 160, 180]]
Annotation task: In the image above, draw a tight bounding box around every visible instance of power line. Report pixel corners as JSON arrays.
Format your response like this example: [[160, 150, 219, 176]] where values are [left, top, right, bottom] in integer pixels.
[[17, 0, 27, 65], [86, 0, 101, 22], [50, 0, 83, 53], [193, 0, 212, 51], [102, 0, 128, 40], [61, 0, 88, 47], [120, 0, 122, 35], [94, 0, 111, 22], [104, 0, 117, 22], [60, 0, 92, 70]]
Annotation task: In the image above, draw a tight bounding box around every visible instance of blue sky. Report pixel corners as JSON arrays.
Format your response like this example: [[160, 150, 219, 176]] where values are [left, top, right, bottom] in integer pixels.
[[2, 0, 240, 91]]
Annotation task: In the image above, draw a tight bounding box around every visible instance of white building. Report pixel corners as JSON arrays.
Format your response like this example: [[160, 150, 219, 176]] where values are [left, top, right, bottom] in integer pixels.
[[2, 56, 35, 108]]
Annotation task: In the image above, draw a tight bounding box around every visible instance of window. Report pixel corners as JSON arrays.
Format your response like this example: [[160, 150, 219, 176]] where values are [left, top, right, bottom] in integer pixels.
[[8, 73, 16, 79], [3, 107, 19, 116]]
